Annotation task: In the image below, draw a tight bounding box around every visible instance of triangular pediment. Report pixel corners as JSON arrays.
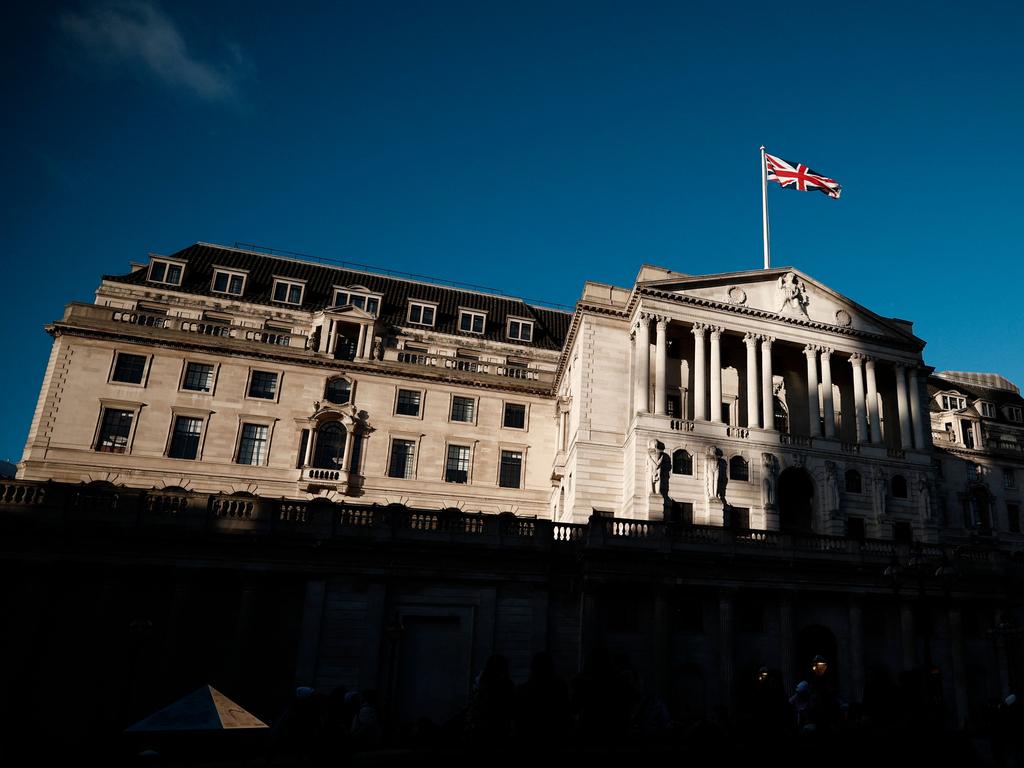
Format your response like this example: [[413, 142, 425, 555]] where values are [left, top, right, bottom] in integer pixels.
[[641, 267, 922, 344], [319, 304, 375, 321]]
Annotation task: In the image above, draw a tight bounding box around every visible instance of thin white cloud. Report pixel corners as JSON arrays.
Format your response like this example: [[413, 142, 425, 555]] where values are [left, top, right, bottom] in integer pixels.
[[59, 1, 248, 102]]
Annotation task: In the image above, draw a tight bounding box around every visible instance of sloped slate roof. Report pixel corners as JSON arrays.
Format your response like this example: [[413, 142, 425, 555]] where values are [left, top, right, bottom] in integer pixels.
[[927, 373, 1024, 416], [105, 243, 572, 351]]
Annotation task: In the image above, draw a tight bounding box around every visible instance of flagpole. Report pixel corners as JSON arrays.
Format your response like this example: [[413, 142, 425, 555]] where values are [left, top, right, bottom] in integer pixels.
[[760, 145, 770, 269]]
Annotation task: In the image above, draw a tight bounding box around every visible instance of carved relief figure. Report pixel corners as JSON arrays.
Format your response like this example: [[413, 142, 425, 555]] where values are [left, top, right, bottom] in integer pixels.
[[705, 446, 724, 500], [824, 461, 840, 515], [761, 453, 777, 508], [777, 272, 810, 317], [872, 466, 888, 521], [648, 440, 669, 497], [918, 473, 933, 521]]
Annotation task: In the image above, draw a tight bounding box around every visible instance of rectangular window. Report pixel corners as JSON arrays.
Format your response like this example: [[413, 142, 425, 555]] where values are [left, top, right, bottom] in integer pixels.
[[847, 517, 866, 541], [248, 370, 279, 400], [981, 402, 996, 418], [1006, 469, 1018, 490], [450, 395, 475, 423], [212, 270, 245, 296], [507, 319, 533, 342], [388, 439, 416, 479], [962, 420, 975, 449], [111, 353, 147, 384], [168, 415, 202, 460], [503, 403, 526, 429], [445, 445, 471, 484], [499, 450, 523, 488], [396, 389, 422, 417], [1009, 503, 1021, 534], [334, 290, 380, 316], [95, 408, 134, 453], [408, 302, 436, 326], [459, 310, 486, 334], [236, 423, 269, 465], [1010, 406, 1024, 423], [149, 260, 183, 286], [272, 279, 304, 305], [182, 362, 215, 393], [942, 395, 966, 411]]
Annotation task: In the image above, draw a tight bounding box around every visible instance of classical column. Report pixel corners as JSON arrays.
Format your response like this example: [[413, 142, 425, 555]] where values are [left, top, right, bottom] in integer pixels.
[[850, 354, 867, 444], [719, 590, 736, 714], [744, 333, 760, 429], [710, 327, 723, 423], [909, 367, 927, 450], [820, 348, 836, 439], [895, 364, 912, 450], [761, 336, 775, 430], [654, 317, 669, 416], [865, 358, 883, 445], [341, 422, 356, 471], [692, 324, 707, 421], [849, 597, 865, 705], [303, 426, 315, 467], [804, 345, 821, 437], [635, 314, 651, 414]]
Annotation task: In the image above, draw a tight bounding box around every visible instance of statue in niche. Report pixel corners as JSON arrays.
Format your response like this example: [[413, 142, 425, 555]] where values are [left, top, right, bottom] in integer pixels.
[[872, 466, 888, 521], [705, 446, 724, 500], [918, 473, 933, 521], [762, 453, 777, 508], [647, 440, 669, 497], [824, 461, 841, 515], [777, 272, 810, 317]]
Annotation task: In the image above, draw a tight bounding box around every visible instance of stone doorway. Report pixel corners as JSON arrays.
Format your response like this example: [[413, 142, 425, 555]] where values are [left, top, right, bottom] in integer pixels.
[[778, 467, 814, 532]]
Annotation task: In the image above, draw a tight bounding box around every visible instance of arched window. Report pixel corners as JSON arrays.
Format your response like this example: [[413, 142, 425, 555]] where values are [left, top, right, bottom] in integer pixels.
[[773, 397, 789, 434], [324, 377, 351, 405], [892, 474, 908, 498], [312, 422, 346, 469], [672, 449, 693, 475], [845, 469, 862, 494], [729, 456, 749, 482]]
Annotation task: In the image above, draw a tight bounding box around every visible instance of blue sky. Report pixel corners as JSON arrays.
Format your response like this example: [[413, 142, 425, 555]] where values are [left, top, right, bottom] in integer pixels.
[[2, 1, 1023, 462]]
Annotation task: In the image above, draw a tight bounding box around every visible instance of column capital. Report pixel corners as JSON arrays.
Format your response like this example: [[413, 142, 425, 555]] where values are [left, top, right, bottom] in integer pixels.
[[865, 357, 877, 370], [819, 346, 833, 357], [849, 352, 866, 366], [760, 334, 775, 346], [691, 323, 708, 338], [655, 316, 670, 331], [709, 326, 724, 341], [638, 311, 655, 323], [743, 332, 759, 346], [803, 344, 820, 357]]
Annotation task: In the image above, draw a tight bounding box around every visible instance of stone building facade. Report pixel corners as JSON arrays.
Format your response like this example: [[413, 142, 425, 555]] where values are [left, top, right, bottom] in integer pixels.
[[5, 242, 1024, 744]]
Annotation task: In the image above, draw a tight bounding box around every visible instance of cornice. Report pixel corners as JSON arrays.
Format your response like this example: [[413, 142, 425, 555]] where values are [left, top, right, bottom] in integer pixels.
[[632, 286, 926, 353]]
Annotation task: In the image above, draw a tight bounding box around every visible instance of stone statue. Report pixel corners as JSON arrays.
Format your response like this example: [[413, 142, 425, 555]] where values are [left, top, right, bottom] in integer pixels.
[[777, 272, 810, 317], [918, 473, 933, 521], [705, 446, 723, 500], [761, 453, 777, 508], [648, 440, 669, 497], [372, 336, 383, 360], [872, 466, 888, 521], [824, 461, 840, 515]]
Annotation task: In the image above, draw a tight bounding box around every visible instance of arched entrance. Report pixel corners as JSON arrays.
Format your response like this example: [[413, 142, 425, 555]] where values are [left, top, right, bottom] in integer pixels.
[[778, 467, 814, 532]]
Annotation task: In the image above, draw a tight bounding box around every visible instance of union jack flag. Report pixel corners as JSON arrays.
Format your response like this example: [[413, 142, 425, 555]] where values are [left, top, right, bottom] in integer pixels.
[[765, 152, 842, 199]]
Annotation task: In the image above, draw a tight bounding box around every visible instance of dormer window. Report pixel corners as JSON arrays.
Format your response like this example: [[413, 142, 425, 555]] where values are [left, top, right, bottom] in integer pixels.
[[507, 317, 534, 342], [408, 301, 437, 327], [980, 402, 997, 418], [1009, 406, 1024, 423], [333, 287, 381, 316], [148, 259, 184, 286], [941, 394, 966, 411], [272, 278, 305, 306], [459, 309, 486, 334], [211, 268, 246, 296]]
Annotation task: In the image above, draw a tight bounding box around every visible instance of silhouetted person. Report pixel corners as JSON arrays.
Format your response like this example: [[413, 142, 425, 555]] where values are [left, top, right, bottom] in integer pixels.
[[516, 652, 570, 749], [350, 689, 381, 752], [466, 654, 516, 745]]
